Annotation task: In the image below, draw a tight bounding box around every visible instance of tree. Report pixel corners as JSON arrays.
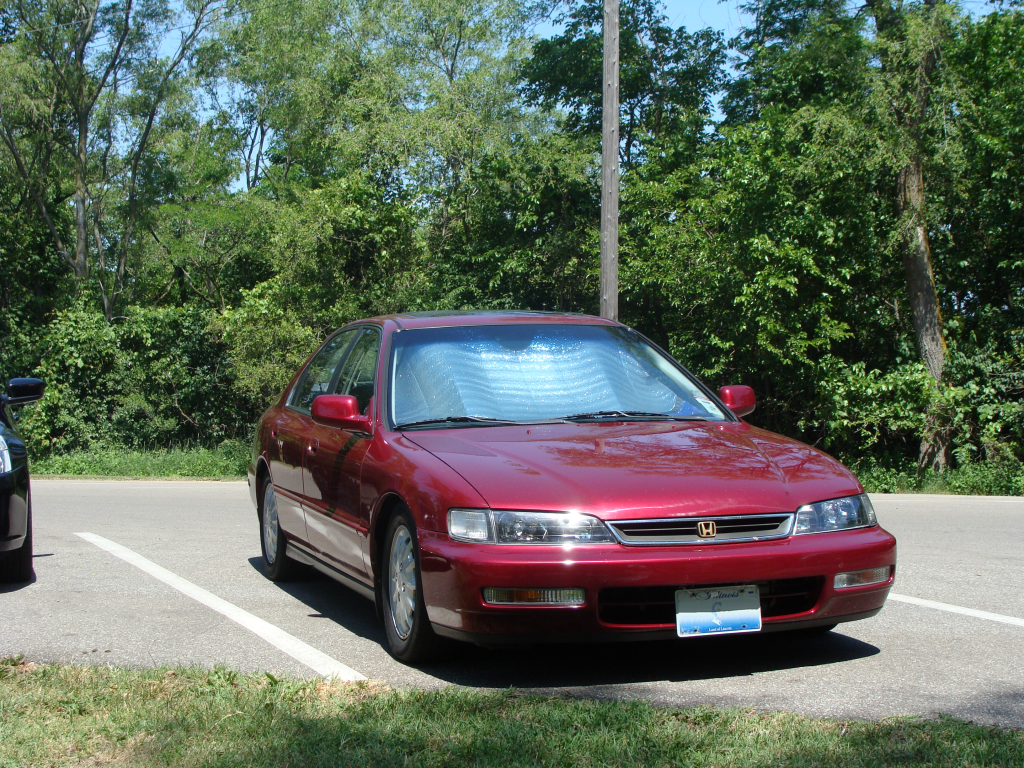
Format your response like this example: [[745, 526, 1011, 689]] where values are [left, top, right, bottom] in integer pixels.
[[0, 0, 220, 318], [721, 0, 866, 124], [523, 0, 725, 171], [210, 0, 359, 191], [864, 0, 956, 468]]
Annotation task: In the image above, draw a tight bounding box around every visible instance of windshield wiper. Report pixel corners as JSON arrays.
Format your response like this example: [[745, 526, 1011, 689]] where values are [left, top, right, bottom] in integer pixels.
[[560, 410, 708, 422], [394, 415, 522, 430]]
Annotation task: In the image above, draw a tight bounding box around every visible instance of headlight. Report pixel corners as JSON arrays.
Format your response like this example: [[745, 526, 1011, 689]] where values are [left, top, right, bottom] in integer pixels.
[[448, 509, 614, 544], [0, 435, 10, 474], [794, 494, 876, 534]]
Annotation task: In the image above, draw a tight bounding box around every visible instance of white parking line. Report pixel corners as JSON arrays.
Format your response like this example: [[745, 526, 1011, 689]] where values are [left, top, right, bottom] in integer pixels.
[[889, 592, 1024, 629], [75, 532, 366, 681]]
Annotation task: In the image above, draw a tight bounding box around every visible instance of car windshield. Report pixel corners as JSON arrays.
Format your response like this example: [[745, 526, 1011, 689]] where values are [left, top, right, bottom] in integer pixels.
[[389, 324, 729, 427]]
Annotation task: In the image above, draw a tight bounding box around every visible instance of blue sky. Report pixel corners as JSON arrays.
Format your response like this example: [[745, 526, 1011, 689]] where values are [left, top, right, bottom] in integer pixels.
[[532, 0, 995, 42], [531, 0, 749, 42], [641, 0, 751, 39]]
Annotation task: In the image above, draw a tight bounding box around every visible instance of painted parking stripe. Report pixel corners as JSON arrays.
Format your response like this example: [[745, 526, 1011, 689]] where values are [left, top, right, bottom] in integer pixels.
[[75, 532, 366, 681], [889, 592, 1024, 629]]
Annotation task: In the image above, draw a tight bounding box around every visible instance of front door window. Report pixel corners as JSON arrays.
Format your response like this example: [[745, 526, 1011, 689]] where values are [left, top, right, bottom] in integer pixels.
[[333, 328, 380, 414], [290, 330, 357, 413]]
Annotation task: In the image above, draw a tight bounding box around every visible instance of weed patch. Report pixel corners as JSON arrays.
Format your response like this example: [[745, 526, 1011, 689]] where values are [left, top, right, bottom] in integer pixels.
[[30, 441, 249, 479], [855, 459, 1024, 496]]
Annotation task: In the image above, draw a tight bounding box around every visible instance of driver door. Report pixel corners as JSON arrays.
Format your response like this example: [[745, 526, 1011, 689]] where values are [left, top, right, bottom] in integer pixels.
[[270, 329, 357, 546], [302, 326, 380, 579]]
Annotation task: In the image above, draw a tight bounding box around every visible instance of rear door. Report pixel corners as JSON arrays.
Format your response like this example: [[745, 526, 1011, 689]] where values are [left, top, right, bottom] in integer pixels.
[[266, 407, 314, 545], [272, 329, 358, 546], [302, 326, 381, 579]]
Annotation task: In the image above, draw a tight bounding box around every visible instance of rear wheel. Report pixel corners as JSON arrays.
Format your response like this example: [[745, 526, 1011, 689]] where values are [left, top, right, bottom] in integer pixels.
[[0, 498, 33, 584], [259, 480, 299, 581], [382, 507, 439, 663]]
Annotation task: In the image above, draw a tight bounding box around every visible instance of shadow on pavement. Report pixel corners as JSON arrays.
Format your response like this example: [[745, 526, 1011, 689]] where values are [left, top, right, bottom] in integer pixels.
[[249, 556, 881, 689], [246, 557, 385, 645], [419, 630, 881, 690], [0, 571, 36, 592], [950, 688, 1024, 729]]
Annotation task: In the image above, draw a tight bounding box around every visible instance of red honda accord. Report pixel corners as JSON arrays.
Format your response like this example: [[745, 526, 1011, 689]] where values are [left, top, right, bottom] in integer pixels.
[[248, 312, 896, 662]]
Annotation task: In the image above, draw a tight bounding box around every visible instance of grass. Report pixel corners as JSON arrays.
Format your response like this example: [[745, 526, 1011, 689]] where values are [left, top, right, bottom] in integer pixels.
[[30, 441, 249, 480], [0, 659, 1020, 768]]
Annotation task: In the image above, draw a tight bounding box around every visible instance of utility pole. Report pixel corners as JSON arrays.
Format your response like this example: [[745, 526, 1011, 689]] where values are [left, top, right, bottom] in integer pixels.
[[600, 0, 619, 320]]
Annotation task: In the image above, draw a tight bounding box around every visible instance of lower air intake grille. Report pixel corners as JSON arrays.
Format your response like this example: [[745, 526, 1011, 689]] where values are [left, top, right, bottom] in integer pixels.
[[598, 577, 824, 627]]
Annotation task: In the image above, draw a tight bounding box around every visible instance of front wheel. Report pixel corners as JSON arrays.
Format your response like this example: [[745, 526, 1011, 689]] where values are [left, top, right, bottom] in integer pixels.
[[382, 507, 439, 663], [259, 480, 299, 581]]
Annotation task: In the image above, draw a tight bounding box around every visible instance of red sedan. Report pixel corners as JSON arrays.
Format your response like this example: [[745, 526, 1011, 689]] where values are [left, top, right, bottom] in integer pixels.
[[248, 312, 896, 662]]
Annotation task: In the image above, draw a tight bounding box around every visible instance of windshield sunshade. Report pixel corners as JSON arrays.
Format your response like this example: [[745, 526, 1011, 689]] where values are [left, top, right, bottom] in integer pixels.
[[390, 325, 727, 427]]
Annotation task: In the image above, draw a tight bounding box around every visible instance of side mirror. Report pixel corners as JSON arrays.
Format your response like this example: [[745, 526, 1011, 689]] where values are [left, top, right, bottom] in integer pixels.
[[311, 394, 372, 433], [6, 378, 45, 405], [718, 385, 756, 418]]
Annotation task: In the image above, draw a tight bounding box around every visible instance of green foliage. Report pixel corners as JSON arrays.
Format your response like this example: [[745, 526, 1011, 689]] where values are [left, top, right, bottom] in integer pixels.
[[0, 174, 73, 383], [620, 105, 903, 437], [19, 303, 250, 452], [523, 0, 726, 168], [941, 10, 1024, 344], [215, 176, 421, 409], [422, 133, 600, 312], [1, 0, 1022, 492], [19, 304, 121, 452], [855, 456, 1024, 496], [31, 441, 249, 478], [216, 277, 319, 407]]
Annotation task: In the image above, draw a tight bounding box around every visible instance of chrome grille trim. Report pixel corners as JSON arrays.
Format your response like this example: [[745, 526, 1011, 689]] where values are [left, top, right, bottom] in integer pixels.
[[607, 512, 794, 545]]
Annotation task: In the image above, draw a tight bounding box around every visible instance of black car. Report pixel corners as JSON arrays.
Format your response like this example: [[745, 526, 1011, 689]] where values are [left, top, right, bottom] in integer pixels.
[[1, 378, 45, 583]]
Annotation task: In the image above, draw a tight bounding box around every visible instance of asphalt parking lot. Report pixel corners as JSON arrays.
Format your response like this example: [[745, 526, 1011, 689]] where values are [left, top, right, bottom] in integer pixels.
[[2, 480, 1022, 728]]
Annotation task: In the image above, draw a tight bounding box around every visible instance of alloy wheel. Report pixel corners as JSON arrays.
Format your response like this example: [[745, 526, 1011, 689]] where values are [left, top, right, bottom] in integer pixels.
[[388, 525, 417, 640], [262, 484, 279, 564]]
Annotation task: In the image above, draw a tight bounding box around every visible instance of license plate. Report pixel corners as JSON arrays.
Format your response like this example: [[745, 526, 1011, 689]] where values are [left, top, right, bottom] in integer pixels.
[[675, 585, 762, 637]]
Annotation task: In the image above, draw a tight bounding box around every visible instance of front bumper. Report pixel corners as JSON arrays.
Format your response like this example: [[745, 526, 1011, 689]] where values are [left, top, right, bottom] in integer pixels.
[[0, 465, 30, 554], [419, 525, 896, 640]]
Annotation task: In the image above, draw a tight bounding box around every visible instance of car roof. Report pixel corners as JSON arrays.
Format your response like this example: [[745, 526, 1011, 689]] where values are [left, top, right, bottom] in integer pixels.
[[368, 310, 621, 330]]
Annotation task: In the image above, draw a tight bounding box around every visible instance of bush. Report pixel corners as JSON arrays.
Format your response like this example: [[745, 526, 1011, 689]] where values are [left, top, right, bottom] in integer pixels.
[[944, 459, 1024, 496], [30, 441, 249, 478], [18, 304, 255, 453], [854, 457, 1024, 496]]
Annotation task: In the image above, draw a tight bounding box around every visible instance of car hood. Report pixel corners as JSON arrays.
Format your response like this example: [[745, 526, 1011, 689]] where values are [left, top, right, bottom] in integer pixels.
[[405, 421, 861, 520]]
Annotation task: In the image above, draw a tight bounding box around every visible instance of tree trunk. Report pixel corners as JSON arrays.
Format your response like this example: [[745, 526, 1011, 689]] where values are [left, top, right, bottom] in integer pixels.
[[897, 158, 945, 383], [898, 159, 950, 471], [73, 111, 90, 280], [73, 180, 89, 279], [868, 0, 949, 470]]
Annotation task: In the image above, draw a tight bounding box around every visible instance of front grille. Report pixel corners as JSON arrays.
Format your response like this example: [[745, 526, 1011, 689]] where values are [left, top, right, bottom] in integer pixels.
[[598, 577, 824, 626], [609, 513, 793, 545]]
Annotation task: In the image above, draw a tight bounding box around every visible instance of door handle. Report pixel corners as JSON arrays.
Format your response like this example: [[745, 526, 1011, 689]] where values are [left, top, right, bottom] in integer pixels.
[[306, 439, 319, 455]]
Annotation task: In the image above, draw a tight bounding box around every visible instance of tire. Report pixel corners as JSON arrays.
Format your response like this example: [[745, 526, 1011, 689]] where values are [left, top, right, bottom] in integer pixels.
[[259, 480, 299, 581], [381, 507, 439, 663], [0, 498, 33, 584]]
